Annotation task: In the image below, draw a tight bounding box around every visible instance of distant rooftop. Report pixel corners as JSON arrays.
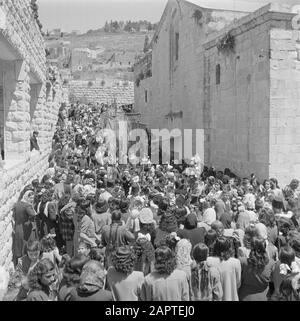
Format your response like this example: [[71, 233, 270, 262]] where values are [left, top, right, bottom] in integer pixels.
[[185, 0, 269, 12]]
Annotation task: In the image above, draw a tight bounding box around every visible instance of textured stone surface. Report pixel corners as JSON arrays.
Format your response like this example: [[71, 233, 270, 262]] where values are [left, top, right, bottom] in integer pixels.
[[69, 81, 134, 106], [0, 1, 69, 277], [134, 0, 298, 185]]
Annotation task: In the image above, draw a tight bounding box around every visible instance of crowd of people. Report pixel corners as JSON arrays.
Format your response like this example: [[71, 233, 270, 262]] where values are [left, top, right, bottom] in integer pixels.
[[8, 101, 300, 301]]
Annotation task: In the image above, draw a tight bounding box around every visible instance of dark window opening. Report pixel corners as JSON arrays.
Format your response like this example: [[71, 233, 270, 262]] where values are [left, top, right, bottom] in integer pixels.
[[216, 64, 221, 85], [145, 90, 148, 103], [175, 33, 179, 61]]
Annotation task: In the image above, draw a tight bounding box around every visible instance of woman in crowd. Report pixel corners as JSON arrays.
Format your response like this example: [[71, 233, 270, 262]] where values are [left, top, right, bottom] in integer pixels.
[[140, 246, 189, 301], [190, 243, 223, 301], [12, 190, 38, 265], [58, 253, 89, 301], [238, 237, 275, 301], [207, 236, 241, 301], [70, 260, 112, 301], [106, 246, 144, 300], [6, 101, 300, 302], [26, 258, 57, 301]]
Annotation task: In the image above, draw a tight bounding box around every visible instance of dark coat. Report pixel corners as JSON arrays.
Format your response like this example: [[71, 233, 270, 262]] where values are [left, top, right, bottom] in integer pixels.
[[13, 201, 38, 263]]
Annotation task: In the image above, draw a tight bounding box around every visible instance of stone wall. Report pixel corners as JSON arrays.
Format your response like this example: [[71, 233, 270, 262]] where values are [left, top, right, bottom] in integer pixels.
[[0, 1, 67, 275], [69, 80, 134, 106], [0, 152, 50, 270], [203, 8, 272, 179], [134, 0, 247, 157], [134, 0, 299, 185], [269, 28, 300, 184]]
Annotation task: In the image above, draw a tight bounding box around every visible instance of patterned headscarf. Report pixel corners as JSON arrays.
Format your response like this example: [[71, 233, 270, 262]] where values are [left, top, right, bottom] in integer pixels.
[[175, 238, 192, 269]]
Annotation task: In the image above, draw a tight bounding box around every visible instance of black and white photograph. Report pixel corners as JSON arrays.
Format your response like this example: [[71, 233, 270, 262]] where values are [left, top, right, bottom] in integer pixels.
[[0, 0, 300, 306]]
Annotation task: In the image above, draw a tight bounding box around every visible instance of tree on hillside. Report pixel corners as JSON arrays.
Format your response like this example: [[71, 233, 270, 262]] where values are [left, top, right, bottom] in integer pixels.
[[124, 20, 132, 32], [104, 21, 110, 32], [143, 35, 150, 53], [112, 21, 120, 32]]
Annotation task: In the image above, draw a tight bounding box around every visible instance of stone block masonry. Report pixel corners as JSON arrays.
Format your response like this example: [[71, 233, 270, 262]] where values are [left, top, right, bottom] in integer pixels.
[[69, 80, 134, 106], [134, 0, 300, 186], [0, 152, 50, 270], [0, 1, 68, 276]]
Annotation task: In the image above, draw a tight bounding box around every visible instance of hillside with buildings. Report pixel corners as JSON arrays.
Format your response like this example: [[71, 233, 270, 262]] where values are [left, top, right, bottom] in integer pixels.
[[45, 28, 154, 83]]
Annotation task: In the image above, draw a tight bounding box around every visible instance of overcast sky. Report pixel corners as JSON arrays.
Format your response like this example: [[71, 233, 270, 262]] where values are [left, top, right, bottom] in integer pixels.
[[38, 0, 299, 33]]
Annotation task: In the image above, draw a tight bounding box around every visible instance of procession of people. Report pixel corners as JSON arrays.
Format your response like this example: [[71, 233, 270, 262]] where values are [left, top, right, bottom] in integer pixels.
[[8, 101, 300, 301]]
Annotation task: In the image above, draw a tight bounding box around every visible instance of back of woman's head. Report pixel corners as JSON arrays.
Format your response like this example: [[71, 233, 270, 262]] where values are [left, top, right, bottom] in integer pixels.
[[213, 236, 232, 261], [288, 231, 300, 258], [89, 248, 104, 263], [111, 210, 121, 222], [279, 246, 296, 267], [193, 243, 209, 263], [204, 229, 217, 255], [63, 254, 90, 286], [154, 246, 177, 275], [40, 235, 56, 252], [248, 237, 269, 269], [259, 208, 276, 228], [244, 225, 259, 248]]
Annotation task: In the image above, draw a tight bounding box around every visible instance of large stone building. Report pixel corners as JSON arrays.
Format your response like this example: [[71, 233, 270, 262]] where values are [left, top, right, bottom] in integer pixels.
[[134, 0, 300, 185], [0, 1, 67, 271]]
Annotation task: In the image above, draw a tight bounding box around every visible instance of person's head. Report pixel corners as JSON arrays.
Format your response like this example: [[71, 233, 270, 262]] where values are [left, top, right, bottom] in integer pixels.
[[154, 246, 177, 275], [89, 248, 104, 264], [263, 179, 271, 190], [111, 210, 122, 223], [213, 236, 232, 261], [78, 260, 106, 293], [33, 131, 39, 138], [278, 217, 294, 236], [78, 242, 91, 257], [28, 258, 56, 290], [259, 207, 275, 228], [174, 207, 187, 227], [26, 240, 41, 263], [290, 179, 299, 191], [211, 221, 224, 237], [22, 190, 35, 204], [40, 235, 57, 253], [108, 197, 120, 212], [184, 214, 197, 230], [204, 229, 218, 255], [193, 243, 209, 263], [288, 231, 300, 259], [159, 212, 178, 233], [243, 225, 259, 248], [270, 178, 279, 189], [279, 246, 295, 267], [272, 199, 284, 213], [111, 246, 136, 275], [247, 237, 269, 269], [63, 254, 90, 286], [133, 237, 155, 266], [279, 275, 300, 301], [95, 198, 108, 214]]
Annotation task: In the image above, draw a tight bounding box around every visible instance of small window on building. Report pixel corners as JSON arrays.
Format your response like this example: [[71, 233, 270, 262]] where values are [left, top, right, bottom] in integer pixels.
[[175, 33, 179, 61], [216, 64, 221, 85], [145, 90, 148, 103]]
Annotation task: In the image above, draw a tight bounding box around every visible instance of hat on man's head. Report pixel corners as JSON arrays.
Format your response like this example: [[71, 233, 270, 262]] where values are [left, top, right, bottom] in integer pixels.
[[107, 179, 115, 188], [95, 199, 108, 214], [139, 208, 154, 224]]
